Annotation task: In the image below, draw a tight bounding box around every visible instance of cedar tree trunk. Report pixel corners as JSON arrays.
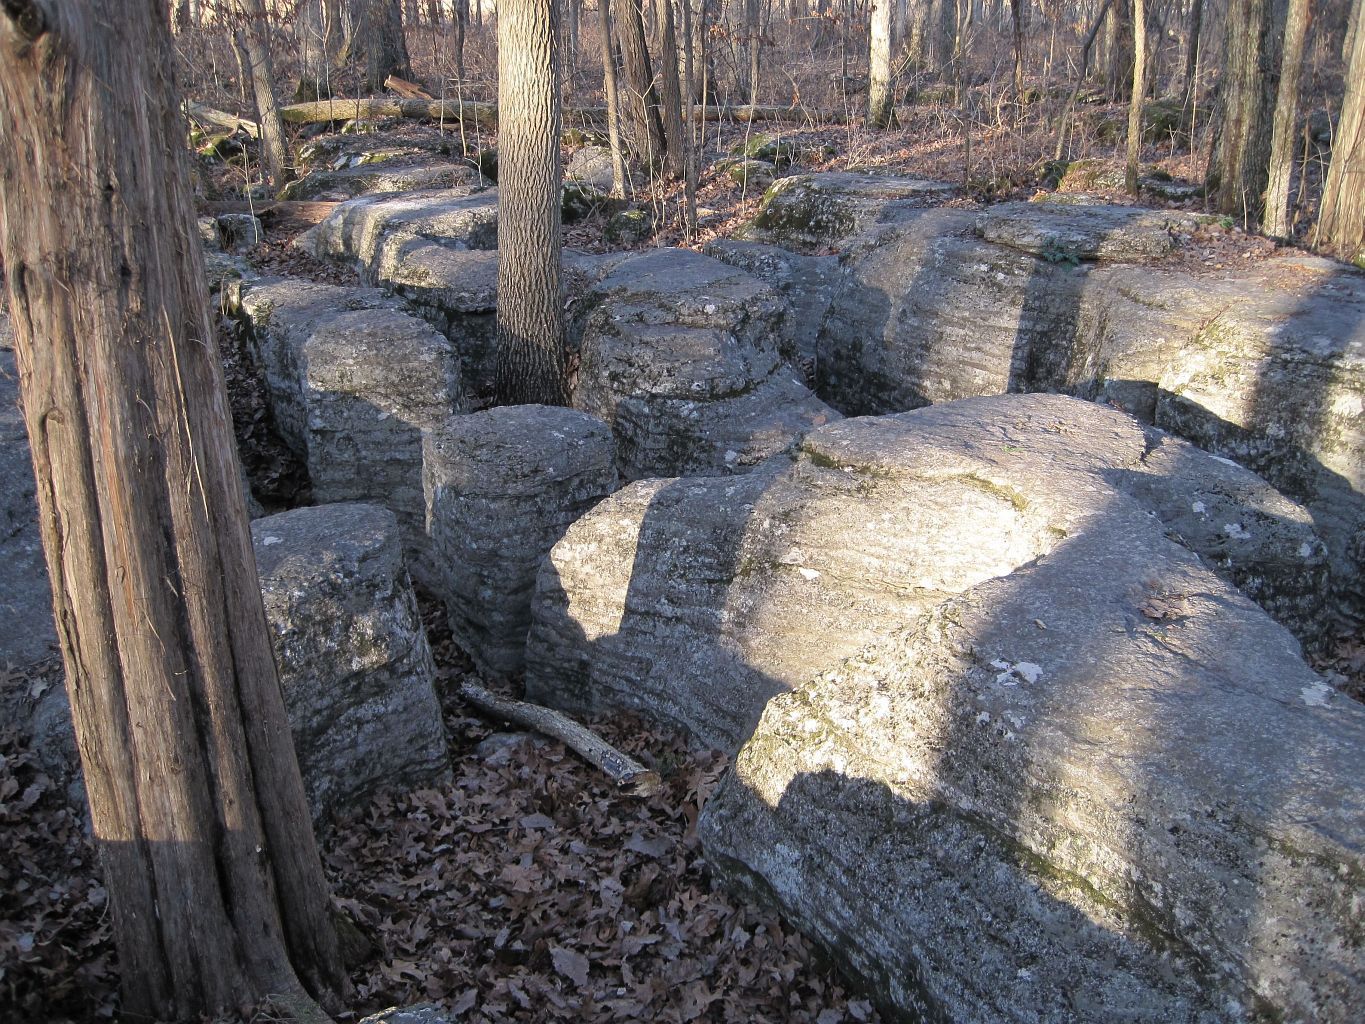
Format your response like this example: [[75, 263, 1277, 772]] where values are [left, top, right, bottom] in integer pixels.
[[1319, 0, 1365, 262], [0, 1, 346, 1019]]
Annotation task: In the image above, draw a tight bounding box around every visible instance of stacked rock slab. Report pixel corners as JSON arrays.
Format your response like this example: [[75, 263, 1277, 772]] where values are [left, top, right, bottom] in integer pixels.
[[526, 393, 1362, 1021], [279, 158, 477, 202], [252, 503, 449, 824], [571, 248, 839, 480], [423, 406, 617, 676], [233, 276, 462, 566]]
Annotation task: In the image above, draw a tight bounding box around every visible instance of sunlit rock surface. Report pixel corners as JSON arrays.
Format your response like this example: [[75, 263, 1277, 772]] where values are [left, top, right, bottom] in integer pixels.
[[571, 248, 838, 480], [279, 157, 477, 202], [232, 276, 462, 564], [252, 503, 449, 824], [423, 406, 617, 676]]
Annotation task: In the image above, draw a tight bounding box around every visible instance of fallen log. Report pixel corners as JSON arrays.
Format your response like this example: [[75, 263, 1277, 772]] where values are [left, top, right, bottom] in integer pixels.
[[459, 681, 662, 797], [383, 74, 434, 100], [276, 96, 845, 129], [185, 99, 261, 138]]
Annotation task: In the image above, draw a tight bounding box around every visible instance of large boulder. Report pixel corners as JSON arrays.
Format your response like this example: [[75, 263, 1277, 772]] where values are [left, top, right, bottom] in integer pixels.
[[305, 186, 499, 280], [526, 396, 1337, 751], [525, 392, 1362, 1022], [232, 277, 462, 563], [571, 248, 838, 480], [423, 406, 617, 676], [252, 503, 450, 824], [735, 172, 958, 253]]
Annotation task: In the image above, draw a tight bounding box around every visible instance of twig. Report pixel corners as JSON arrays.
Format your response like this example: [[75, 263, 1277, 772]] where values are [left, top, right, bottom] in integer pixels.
[[459, 681, 662, 797]]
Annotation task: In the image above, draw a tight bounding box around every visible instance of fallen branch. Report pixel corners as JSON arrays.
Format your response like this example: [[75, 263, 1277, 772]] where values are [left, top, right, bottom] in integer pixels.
[[185, 99, 260, 138], [384, 74, 434, 100], [459, 681, 662, 797]]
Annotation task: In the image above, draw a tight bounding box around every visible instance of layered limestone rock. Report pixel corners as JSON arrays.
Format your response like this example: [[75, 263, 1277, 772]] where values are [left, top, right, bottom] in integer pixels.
[[735, 172, 958, 253], [571, 248, 838, 480], [279, 158, 477, 202], [306, 186, 499, 280], [525, 395, 1335, 750], [526, 392, 1361, 1021], [423, 406, 617, 676], [252, 503, 449, 824], [233, 277, 462, 561]]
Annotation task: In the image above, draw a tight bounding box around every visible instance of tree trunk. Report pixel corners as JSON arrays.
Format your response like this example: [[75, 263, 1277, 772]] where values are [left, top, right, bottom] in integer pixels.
[[355, 0, 412, 92], [1318, 0, 1365, 262], [1054, 0, 1113, 161], [745, 0, 762, 104], [1009, 0, 1023, 96], [297, 0, 346, 100], [237, 0, 292, 188], [599, 0, 634, 196], [1125, 0, 1146, 194], [0, 2, 347, 1020], [616, 0, 668, 165], [1181, 0, 1203, 110], [869, 0, 895, 127], [1263, 0, 1309, 238], [1208, 0, 1286, 226], [655, 0, 688, 177], [496, 0, 570, 405], [453, 0, 469, 80], [1104, 0, 1133, 101]]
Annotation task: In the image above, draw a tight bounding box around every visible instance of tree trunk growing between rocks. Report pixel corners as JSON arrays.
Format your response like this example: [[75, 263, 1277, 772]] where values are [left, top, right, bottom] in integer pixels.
[[1208, 0, 1286, 226], [1263, 0, 1309, 239], [496, 0, 571, 405], [0, 2, 347, 1019], [1318, 0, 1365, 263], [1125, 0, 1146, 194]]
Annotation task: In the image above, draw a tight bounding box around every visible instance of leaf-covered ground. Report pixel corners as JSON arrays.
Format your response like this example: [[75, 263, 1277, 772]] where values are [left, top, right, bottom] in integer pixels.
[[0, 600, 882, 1024]]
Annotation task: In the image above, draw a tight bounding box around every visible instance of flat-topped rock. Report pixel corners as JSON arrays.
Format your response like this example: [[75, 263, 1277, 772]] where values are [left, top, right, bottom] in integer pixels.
[[702, 451, 1363, 1020], [253, 503, 449, 824], [735, 172, 958, 252], [233, 277, 462, 562], [279, 157, 478, 202], [307, 186, 498, 279], [423, 406, 617, 675], [572, 249, 838, 479], [526, 395, 1336, 749], [975, 201, 1203, 262]]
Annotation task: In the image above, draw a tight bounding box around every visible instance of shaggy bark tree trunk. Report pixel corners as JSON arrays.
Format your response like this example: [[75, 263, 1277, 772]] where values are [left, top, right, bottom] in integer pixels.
[[496, 0, 570, 405], [1263, 0, 1309, 238], [1318, 0, 1365, 262], [354, 0, 412, 92], [616, 0, 667, 165], [655, 0, 688, 177], [1125, 0, 1146, 194], [599, 0, 633, 196], [0, 2, 347, 1019], [869, 0, 896, 127], [1208, 0, 1285, 226], [237, 0, 292, 187]]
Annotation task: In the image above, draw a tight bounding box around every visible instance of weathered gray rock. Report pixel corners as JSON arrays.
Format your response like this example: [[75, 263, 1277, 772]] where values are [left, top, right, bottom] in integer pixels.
[[735, 172, 958, 253], [233, 277, 462, 561], [306, 186, 499, 280], [975, 202, 1202, 262], [252, 503, 449, 824], [359, 1005, 453, 1024], [704, 239, 840, 366], [279, 158, 477, 202], [700, 433, 1364, 1021], [572, 248, 838, 480], [216, 213, 263, 252], [423, 406, 616, 675], [565, 144, 616, 191], [725, 158, 776, 191], [526, 395, 1338, 749]]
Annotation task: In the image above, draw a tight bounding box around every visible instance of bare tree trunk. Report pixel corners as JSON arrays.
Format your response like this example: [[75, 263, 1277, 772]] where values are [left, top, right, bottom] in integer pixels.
[[1054, 0, 1113, 161], [297, 0, 346, 100], [869, 0, 895, 126], [617, 0, 668, 165], [237, 0, 292, 188], [1208, 0, 1286, 225], [355, 0, 413, 92], [1125, 0, 1146, 194], [496, 0, 570, 405], [453, 0, 469, 80], [1318, 0, 1365, 262], [656, 0, 688, 177], [599, 0, 634, 196], [1009, 0, 1023, 95], [1181, 0, 1203, 110], [1264, 0, 1309, 238], [0, 2, 347, 1019], [746, 0, 762, 105], [1104, 0, 1133, 101]]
